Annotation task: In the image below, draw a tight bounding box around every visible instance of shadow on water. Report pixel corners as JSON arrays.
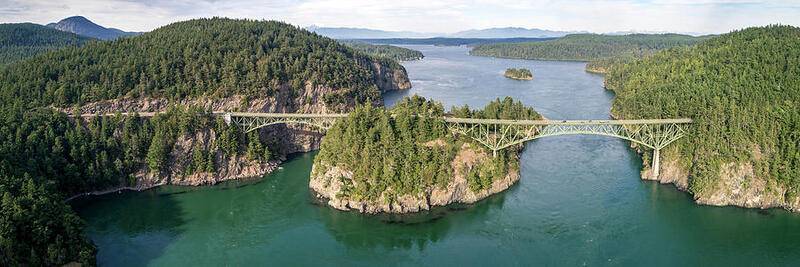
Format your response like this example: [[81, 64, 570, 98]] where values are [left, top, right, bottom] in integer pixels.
[[71, 189, 187, 267], [642, 181, 800, 266], [315, 182, 513, 251]]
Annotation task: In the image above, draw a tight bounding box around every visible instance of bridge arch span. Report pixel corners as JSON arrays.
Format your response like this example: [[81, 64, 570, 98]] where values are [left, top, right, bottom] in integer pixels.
[[494, 130, 657, 151]]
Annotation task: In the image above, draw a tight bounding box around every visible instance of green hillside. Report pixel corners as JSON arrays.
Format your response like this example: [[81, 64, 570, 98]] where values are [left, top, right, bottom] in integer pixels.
[[0, 18, 391, 109], [606, 25, 800, 195], [0, 23, 93, 65], [343, 41, 424, 61], [470, 33, 708, 61]]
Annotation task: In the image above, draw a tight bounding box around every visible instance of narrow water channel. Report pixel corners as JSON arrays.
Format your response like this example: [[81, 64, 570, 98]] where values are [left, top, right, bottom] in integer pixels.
[[74, 45, 800, 266]]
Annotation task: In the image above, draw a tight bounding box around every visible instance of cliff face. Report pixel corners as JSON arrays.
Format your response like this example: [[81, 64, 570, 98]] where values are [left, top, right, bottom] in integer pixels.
[[369, 61, 412, 93], [72, 59, 410, 195], [641, 152, 800, 211], [73, 58, 410, 114], [309, 143, 520, 213], [134, 128, 279, 188]]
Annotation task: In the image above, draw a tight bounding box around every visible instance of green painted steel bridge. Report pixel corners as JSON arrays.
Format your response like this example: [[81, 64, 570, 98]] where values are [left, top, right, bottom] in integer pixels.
[[79, 111, 692, 179]]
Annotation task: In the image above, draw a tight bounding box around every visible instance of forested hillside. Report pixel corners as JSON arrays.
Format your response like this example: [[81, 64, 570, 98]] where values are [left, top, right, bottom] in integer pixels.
[[0, 18, 410, 110], [0, 18, 412, 265], [471, 33, 709, 74], [0, 23, 93, 65], [470, 33, 707, 61], [606, 25, 800, 208], [311, 96, 540, 212], [343, 41, 424, 61]]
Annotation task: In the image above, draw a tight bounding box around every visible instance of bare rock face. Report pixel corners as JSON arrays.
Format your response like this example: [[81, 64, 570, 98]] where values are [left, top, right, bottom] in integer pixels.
[[124, 127, 281, 192], [369, 61, 412, 92], [310, 144, 520, 214], [641, 156, 689, 190], [692, 162, 800, 210], [641, 152, 800, 212]]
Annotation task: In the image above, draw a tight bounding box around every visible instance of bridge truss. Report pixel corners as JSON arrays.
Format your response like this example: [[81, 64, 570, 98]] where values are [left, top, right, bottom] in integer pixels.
[[222, 112, 349, 133], [444, 118, 692, 178], [75, 111, 691, 179]]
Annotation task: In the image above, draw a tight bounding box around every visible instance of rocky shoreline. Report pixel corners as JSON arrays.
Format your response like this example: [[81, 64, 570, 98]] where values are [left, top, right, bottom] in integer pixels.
[[639, 150, 800, 211], [309, 143, 521, 214], [609, 93, 800, 212]]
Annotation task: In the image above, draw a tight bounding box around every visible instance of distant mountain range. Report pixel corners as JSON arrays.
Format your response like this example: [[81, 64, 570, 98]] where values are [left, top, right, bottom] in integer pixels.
[[306, 25, 437, 39], [307, 26, 709, 39], [449, 27, 586, 38], [39, 17, 707, 42], [47, 16, 139, 40], [307, 26, 583, 39]]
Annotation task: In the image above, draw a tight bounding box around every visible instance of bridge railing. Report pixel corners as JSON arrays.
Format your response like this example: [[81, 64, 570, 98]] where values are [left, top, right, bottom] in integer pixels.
[[443, 117, 693, 125]]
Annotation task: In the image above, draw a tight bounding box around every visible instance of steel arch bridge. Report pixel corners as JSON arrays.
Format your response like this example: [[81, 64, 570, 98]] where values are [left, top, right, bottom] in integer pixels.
[[443, 117, 692, 179], [220, 113, 691, 179], [221, 112, 347, 133], [76, 111, 692, 179]]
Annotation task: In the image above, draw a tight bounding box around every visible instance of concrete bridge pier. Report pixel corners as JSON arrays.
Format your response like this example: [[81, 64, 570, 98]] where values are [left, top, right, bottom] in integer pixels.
[[651, 148, 660, 179], [223, 112, 232, 125]]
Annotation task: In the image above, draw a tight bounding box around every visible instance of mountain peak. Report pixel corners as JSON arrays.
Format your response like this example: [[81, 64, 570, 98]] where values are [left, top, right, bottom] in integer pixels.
[[61, 16, 92, 23], [47, 16, 139, 40]]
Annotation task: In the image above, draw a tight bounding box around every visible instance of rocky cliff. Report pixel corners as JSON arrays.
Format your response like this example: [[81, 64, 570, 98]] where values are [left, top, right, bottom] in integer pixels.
[[368, 61, 413, 93], [640, 149, 800, 211], [70, 60, 410, 196], [309, 143, 520, 213], [612, 96, 800, 212]]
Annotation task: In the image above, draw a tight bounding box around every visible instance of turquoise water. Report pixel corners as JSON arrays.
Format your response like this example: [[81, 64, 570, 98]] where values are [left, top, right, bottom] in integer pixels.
[[74, 45, 800, 266]]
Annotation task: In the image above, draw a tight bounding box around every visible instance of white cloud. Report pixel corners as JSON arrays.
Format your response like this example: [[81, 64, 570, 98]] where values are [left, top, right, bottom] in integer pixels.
[[0, 0, 798, 34]]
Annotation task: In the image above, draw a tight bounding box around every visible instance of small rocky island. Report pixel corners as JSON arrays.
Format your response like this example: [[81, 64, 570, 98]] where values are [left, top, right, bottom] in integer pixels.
[[504, 68, 533, 80], [310, 96, 541, 213]]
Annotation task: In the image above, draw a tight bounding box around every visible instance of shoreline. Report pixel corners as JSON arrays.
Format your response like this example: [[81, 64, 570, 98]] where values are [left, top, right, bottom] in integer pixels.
[[64, 161, 283, 202]]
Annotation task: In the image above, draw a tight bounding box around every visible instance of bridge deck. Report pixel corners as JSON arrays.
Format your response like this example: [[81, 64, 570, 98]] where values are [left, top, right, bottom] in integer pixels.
[[443, 117, 693, 125], [75, 112, 691, 125]]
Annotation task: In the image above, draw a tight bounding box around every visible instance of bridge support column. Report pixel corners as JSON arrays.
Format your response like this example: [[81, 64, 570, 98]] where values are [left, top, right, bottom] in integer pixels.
[[651, 148, 660, 179], [222, 112, 232, 125]]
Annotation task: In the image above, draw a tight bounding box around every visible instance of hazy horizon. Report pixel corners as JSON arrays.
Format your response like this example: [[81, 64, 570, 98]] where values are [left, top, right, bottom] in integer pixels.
[[2, 0, 799, 35]]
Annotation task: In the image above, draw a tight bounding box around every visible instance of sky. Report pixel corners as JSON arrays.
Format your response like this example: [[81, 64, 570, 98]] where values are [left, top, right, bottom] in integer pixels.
[[1, 0, 799, 34]]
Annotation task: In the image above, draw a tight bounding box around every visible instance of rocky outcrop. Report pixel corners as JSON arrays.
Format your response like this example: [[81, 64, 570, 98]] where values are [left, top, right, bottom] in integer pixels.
[[65, 126, 281, 200], [67, 59, 410, 198], [640, 155, 689, 191], [309, 143, 520, 213], [369, 61, 412, 92], [639, 149, 800, 211]]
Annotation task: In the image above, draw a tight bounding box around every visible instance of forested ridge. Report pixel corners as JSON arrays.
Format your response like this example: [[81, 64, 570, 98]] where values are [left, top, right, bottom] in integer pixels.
[[471, 33, 709, 74], [314, 96, 540, 202], [343, 41, 424, 61], [0, 18, 409, 265], [0, 18, 395, 109], [470, 33, 708, 61], [606, 25, 800, 196], [0, 23, 94, 65]]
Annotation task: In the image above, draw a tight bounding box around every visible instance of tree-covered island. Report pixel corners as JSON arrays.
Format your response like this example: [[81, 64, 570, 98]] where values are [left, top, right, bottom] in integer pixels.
[[504, 68, 533, 80], [310, 95, 541, 213]]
